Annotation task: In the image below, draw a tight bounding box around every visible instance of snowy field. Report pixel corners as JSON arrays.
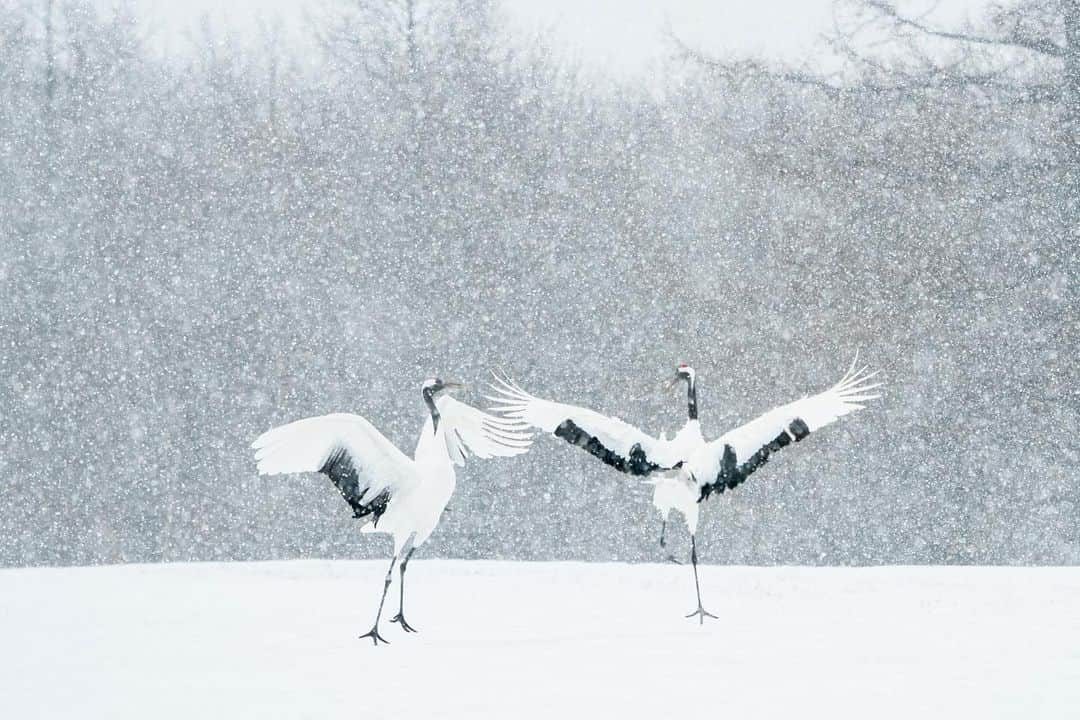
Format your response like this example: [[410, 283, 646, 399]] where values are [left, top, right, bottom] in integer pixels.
[[3, 560, 1079, 719]]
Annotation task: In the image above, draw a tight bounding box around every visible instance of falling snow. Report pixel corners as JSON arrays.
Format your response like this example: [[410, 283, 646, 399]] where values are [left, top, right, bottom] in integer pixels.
[[0, 0, 1077, 573]]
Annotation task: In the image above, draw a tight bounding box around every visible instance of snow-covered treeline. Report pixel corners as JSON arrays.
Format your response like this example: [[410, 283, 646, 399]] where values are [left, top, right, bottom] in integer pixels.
[[0, 0, 1075, 566]]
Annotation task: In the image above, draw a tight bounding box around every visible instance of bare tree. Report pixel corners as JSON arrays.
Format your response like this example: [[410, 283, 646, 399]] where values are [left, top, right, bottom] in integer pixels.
[[829, 1, 1078, 242]]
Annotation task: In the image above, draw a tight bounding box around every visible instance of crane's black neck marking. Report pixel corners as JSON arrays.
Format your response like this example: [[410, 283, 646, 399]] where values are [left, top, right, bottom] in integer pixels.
[[423, 387, 440, 434], [698, 417, 811, 501], [554, 418, 665, 476], [686, 375, 698, 420]]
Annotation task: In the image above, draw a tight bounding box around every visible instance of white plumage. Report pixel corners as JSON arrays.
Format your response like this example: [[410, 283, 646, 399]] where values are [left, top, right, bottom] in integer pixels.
[[252, 379, 532, 644], [488, 358, 882, 621], [486, 384, 677, 465], [650, 420, 706, 535], [688, 364, 881, 495], [254, 412, 417, 508]]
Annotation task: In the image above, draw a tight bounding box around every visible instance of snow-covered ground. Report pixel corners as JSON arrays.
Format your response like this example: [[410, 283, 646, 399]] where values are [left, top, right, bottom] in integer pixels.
[[2, 560, 1078, 719]]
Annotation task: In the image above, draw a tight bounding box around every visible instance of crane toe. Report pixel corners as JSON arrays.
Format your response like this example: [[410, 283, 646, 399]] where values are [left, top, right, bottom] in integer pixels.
[[358, 626, 391, 645], [685, 606, 718, 625], [390, 613, 418, 633]]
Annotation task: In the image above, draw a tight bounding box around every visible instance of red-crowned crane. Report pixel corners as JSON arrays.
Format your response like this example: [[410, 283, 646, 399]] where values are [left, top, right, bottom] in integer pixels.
[[487, 361, 881, 622], [252, 378, 532, 644], [653, 364, 705, 552]]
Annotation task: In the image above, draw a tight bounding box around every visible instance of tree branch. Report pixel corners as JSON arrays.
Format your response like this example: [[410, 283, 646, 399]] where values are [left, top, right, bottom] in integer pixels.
[[866, 0, 1065, 58]]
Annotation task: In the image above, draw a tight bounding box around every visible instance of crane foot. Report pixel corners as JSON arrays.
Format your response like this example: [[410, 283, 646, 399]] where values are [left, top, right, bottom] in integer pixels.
[[685, 605, 718, 625], [359, 625, 391, 645], [390, 613, 418, 633]]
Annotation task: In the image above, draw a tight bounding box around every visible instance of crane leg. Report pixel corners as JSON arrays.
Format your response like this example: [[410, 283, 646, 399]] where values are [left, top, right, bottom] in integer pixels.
[[390, 547, 418, 633], [359, 554, 396, 645], [685, 536, 718, 624], [660, 519, 681, 564]]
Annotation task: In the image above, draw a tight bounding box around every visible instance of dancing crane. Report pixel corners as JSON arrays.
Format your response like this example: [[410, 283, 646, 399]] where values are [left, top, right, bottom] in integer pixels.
[[654, 364, 705, 552], [487, 360, 881, 622], [252, 378, 532, 644]]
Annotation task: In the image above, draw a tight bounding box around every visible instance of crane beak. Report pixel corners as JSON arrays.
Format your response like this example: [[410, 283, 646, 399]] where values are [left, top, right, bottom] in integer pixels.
[[441, 381, 465, 391], [662, 375, 680, 392]]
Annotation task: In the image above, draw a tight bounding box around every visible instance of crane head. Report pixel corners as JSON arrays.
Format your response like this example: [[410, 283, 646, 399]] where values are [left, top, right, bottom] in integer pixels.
[[422, 378, 464, 434], [422, 378, 464, 396], [665, 363, 695, 390]]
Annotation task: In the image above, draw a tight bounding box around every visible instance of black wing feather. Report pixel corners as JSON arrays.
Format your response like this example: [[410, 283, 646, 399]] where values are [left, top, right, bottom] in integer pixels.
[[319, 446, 390, 524], [699, 418, 811, 500], [553, 418, 674, 476]]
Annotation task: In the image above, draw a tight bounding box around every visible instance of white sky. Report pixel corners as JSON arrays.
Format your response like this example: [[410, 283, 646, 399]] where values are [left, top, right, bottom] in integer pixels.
[[119, 0, 995, 77]]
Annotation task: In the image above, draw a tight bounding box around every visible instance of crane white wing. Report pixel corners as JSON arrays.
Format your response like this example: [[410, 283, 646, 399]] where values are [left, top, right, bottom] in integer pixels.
[[437, 395, 534, 467], [486, 372, 678, 475], [691, 362, 882, 498], [251, 413, 417, 523]]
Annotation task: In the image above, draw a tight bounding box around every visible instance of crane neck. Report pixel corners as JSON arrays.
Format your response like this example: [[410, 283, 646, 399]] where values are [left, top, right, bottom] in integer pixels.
[[685, 376, 698, 420], [423, 388, 440, 434]]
